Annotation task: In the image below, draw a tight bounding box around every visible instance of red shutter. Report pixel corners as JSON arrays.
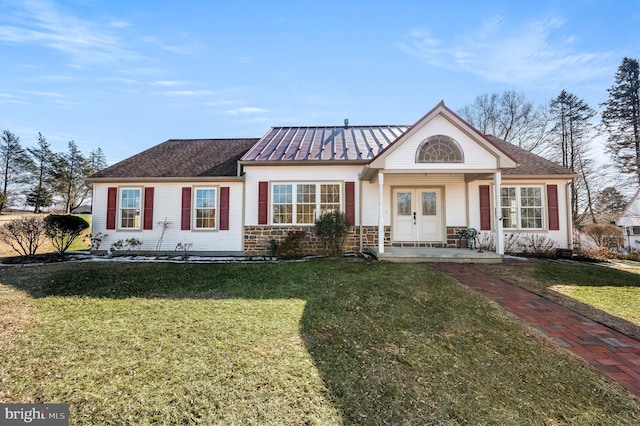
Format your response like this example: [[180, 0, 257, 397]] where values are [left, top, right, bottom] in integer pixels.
[[345, 181, 355, 226], [479, 185, 491, 231], [547, 184, 560, 231], [106, 187, 117, 230], [143, 187, 154, 230], [258, 181, 268, 225], [219, 187, 230, 230], [181, 187, 191, 230]]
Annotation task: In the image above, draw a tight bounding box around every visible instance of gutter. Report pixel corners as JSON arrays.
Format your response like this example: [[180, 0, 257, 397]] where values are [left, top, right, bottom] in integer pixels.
[[566, 179, 574, 250], [85, 176, 246, 184], [359, 179, 363, 253]]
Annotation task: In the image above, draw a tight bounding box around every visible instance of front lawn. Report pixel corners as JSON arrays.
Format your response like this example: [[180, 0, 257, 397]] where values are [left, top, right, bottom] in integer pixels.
[[0, 261, 638, 425], [476, 259, 640, 339]]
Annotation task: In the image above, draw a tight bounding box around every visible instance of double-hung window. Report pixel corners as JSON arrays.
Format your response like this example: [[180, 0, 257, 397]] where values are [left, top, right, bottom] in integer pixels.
[[194, 188, 217, 229], [501, 186, 543, 230], [272, 183, 341, 224], [119, 188, 141, 229]]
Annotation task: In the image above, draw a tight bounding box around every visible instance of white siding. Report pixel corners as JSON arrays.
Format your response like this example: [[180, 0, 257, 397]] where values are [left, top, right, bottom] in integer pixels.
[[383, 116, 498, 170], [360, 174, 468, 227], [92, 181, 244, 254], [243, 165, 362, 226], [468, 179, 572, 249]]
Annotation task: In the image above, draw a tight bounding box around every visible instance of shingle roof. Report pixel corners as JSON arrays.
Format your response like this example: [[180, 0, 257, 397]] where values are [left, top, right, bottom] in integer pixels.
[[240, 126, 410, 161], [89, 138, 258, 179], [486, 136, 576, 177]]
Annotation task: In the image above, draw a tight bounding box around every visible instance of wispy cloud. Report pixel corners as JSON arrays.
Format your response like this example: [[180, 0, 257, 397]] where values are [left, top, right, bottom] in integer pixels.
[[226, 107, 269, 115], [149, 80, 190, 87], [0, 0, 138, 67], [151, 89, 220, 97], [398, 14, 612, 88]]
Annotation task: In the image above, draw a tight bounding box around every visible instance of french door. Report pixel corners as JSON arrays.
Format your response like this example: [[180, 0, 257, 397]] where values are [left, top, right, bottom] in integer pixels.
[[393, 188, 442, 242]]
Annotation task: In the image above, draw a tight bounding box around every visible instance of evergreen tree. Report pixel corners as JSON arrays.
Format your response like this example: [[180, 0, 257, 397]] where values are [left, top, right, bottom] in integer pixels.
[[26, 133, 54, 213], [51, 141, 92, 213], [0, 130, 31, 211], [88, 147, 107, 173], [26, 185, 53, 212], [595, 187, 628, 214], [548, 90, 597, 224], [601, 57, 640, 185]]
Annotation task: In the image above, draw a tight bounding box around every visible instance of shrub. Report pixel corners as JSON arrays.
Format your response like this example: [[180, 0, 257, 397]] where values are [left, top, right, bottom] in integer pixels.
[[504, 233, 523, 255], [175, 242, 193, 260], [314, 211, 350, 257], [276, 230, 307, 259], [0, 216, 46, 256], [583, 224, 625, 250], [476, 232, 495, 252], [110, 238, 143, 255], [88, 232, 108, 251], [43, 214, 90, 254], [522, 234, 558, 257]]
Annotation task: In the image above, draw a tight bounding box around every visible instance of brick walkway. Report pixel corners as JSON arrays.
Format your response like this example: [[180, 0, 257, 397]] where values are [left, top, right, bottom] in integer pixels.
[[432, 263, 640, 397]]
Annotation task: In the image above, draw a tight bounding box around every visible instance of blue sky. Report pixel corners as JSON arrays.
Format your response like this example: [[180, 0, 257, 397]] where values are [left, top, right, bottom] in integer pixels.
[[0, 0, 638, 166]]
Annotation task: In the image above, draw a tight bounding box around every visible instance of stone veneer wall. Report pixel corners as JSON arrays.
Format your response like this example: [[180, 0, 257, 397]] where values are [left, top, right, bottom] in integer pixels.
[[388, 227, 467, 248], [243, 226, 472, 255], [243, 226, 391, 256]]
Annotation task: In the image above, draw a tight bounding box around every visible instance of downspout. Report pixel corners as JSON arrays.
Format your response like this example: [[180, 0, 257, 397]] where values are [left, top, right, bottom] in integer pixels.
[[493, 172, 504, 255], [565, 180, 574, 249], [358, 179, 363, 253], [378, 172, 385, 253]]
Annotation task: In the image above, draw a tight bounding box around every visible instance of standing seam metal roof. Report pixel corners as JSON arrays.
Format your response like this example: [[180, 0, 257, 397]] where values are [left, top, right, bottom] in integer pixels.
[[240, 125, 411, 161]]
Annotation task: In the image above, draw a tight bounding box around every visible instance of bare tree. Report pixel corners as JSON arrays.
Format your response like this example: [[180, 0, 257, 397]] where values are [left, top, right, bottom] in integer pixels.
[[458, 90, 550, 152], [0, 216, 46, 256]]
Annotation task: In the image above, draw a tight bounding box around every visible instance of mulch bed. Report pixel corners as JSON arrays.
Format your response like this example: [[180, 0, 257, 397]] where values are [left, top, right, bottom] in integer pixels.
[[1, 253, 71, 265]]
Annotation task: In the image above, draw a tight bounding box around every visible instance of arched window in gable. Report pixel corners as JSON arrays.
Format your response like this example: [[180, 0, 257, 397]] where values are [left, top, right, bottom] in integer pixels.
[[416, 135, 464, 163]]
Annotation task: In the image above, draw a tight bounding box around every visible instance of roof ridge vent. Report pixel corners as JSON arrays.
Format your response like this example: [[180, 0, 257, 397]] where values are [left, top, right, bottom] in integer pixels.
[[344, 118, 349, 129]]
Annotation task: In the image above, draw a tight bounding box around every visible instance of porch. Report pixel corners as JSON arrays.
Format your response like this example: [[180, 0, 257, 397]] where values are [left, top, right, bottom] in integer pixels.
[[368, 247, 503, 264]]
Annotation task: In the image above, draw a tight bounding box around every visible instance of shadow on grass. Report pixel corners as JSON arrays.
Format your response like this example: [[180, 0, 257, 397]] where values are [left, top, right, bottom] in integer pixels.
[[476, 259, 640, 341], [531, 260, 640, 288], [1, 260, 639, 424]]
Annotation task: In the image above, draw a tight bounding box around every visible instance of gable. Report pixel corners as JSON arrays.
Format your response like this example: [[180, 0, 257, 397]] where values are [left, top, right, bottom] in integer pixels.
[[379, 114, 505, 171], [368, 102, 517, 172], [616, 188, 640, 227]]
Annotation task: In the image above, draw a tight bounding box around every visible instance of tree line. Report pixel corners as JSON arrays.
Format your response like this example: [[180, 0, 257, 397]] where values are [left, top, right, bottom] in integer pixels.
[[458, 57, 639, 226], [0, 131, 106, 214]]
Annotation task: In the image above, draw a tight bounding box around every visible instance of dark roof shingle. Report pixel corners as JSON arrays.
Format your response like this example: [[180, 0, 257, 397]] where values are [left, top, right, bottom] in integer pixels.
[[486, 136, 576, 176], [89, 138, 258, 179]]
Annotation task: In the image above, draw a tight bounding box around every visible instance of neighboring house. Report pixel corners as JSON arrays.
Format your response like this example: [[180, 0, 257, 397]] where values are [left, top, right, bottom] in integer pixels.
[[615, 188, 640, 251], [86, 101, 577, 256]]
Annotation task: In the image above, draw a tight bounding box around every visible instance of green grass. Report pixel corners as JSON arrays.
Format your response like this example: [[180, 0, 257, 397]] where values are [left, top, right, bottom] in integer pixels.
[[552, 285, 640, 325], [68, 214, 92, 251], [0, 260, 639, 425], [531, 261, 640, 326], [478, 260, 640, 328]]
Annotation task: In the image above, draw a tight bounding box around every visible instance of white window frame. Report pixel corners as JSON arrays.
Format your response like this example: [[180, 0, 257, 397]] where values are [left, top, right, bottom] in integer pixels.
[[118, 187, 142, 230], [500, 185, 544, 230], [193, 187, 218, 230], [270, 182, 342, 225]]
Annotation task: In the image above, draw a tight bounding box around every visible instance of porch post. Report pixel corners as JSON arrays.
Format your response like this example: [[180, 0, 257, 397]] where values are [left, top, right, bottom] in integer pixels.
[[378, 172, 385, 253], [494, 172, 504, 255]]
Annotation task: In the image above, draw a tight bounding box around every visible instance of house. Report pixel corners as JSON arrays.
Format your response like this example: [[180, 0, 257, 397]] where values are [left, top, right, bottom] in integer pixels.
[[615, 188, 640, 251], [86, 101, 577, 258]]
